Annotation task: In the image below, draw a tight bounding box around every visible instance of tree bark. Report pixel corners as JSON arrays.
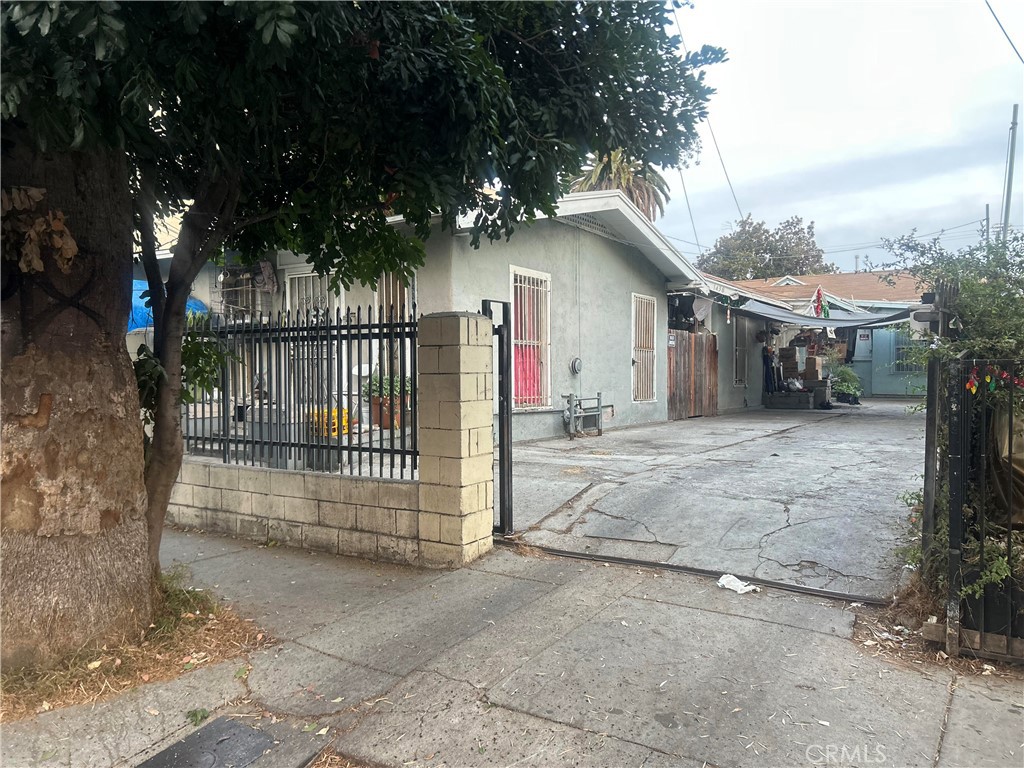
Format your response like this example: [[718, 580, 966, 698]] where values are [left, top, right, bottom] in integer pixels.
[[1, 138, 151, 670]]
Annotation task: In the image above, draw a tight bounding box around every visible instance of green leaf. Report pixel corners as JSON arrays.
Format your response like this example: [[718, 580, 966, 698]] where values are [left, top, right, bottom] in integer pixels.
[[186, 708, 210, 726], [38, 6, 52, 36]]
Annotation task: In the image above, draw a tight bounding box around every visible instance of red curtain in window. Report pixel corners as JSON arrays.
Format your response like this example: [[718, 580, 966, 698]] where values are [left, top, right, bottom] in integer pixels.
[[514, 282, 541, 406]]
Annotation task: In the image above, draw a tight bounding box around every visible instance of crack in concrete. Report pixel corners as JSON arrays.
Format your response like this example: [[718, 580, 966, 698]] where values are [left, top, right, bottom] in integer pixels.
[[754, 553, 873, 582], [750, 505, 875, 582], [526, 481, 610, 535], [482, 693, 696, 767], [586, 505, 667, 545], [931, 674, 959, 767]]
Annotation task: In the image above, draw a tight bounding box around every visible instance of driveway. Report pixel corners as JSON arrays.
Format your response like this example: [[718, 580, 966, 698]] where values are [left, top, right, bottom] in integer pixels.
[[508, 399, 924, 599]]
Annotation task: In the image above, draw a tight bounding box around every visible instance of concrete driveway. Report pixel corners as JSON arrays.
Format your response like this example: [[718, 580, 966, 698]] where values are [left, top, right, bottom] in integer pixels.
[[508, 399, 924, 599]]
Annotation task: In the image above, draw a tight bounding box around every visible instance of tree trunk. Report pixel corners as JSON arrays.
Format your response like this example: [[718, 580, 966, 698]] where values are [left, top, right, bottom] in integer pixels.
[[143, 178, 239, 577], [144, 282, 188, 578], [1, 139, 152, 670]]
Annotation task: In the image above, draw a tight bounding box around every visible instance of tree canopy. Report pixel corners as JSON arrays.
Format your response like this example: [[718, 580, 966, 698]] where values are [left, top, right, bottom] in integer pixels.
[[879, 231, 1024, 360], [697, 214, 836, 280], [1, 1, 725, 667], [569, 149, 671, 221], [3, 2, 725, 285]]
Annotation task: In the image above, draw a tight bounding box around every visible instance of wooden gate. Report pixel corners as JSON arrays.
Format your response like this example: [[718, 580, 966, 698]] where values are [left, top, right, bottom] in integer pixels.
[[668, 331, 718, 419]]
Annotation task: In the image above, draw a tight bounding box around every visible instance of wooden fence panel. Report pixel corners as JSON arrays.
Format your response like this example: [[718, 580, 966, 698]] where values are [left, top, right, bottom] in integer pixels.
[[668, 331, 718, 420]]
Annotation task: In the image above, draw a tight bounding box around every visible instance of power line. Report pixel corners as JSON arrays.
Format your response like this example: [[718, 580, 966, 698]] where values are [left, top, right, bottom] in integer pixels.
[[705, 119, 744, 220], [671, 175, 704, 255], [822, 232, 983, 256], [819, 220, 984, 254], [985, 0, 1024, 65], [672, 5, 744, 220]]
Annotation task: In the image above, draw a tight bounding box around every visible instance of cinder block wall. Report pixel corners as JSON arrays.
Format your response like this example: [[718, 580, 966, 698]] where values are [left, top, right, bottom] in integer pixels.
[[166, 311, 494, 568], [167, 462, 422, 564]]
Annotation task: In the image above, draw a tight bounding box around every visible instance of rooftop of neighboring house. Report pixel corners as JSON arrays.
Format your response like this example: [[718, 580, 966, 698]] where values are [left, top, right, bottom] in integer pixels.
[[729, 270, 924, 305], [697, 272, 794, 309]]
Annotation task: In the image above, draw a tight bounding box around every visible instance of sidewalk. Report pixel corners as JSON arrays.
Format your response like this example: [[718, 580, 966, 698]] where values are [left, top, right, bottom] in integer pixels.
[[3, 528, 1021, 767]]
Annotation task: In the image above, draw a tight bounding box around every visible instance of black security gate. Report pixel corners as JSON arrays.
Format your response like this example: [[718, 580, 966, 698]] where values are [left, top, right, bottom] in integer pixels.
[[936, 359, 1023, 659], [482, 300, 513, 535]]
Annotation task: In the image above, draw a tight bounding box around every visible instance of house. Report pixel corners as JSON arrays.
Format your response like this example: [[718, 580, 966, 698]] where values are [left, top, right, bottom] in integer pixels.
[[730, 271, 926, 396], [409, 190, 708, 440], [664, 269, 916, 413], [137, 190, 709, 442]]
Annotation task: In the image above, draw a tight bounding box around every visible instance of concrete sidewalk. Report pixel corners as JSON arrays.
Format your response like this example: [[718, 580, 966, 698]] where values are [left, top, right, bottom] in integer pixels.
[[3, 529, 1021, 768]]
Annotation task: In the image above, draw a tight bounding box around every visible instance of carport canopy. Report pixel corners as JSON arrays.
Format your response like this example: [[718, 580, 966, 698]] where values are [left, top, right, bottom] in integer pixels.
[[734, 298, 908, 329]]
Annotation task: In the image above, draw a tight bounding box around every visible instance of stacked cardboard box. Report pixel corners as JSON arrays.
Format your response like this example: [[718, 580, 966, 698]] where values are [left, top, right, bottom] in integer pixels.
[[780, 346, 799, 379], [804, 355, 822, 380]]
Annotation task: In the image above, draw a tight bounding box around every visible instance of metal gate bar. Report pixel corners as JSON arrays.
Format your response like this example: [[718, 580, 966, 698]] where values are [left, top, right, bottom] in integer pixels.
[[482, 300, 513, 535]]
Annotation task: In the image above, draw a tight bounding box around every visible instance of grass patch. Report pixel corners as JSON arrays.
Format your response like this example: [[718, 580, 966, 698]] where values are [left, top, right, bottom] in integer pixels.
[[0, 565, 270, 722]]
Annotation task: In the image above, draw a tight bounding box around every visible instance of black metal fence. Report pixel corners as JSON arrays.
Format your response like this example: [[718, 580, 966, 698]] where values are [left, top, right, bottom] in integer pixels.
[[183, 305, 418, 479], [942, 359, 1023, 659]]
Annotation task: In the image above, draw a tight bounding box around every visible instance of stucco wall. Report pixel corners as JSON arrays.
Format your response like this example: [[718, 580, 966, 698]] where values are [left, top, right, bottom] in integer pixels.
[[709, 303, 766, 413], [868, 328, 927, 396], [424, 219, 669, 441]]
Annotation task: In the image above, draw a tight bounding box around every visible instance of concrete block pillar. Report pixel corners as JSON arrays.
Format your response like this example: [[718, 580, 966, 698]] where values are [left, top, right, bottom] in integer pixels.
[[417, 312, 495, 567]]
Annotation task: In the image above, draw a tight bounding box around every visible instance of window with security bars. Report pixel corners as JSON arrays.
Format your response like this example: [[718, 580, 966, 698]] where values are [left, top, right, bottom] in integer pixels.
[[734, 316, 748, 385], [512, 268, 551, 409], [217, 269, 269, 321], [893, 329, 925, 373], [287, 272, 345, 319], [632, 294, 657, 402]]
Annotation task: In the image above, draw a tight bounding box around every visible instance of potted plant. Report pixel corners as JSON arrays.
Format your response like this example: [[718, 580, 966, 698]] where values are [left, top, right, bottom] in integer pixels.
[[830, 365, 863, 405], [361, 372, 412, 429]]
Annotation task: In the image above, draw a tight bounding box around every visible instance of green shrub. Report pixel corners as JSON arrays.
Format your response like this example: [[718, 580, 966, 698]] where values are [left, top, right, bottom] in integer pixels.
[[830, 365, 862, 397]]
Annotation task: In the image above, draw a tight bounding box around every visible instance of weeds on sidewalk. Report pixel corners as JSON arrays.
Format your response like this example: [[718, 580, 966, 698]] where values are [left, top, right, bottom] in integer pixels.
[[0, 566, 270, 722]]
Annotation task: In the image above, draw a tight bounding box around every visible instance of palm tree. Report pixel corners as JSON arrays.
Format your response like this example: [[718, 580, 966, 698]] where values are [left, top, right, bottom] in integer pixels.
[[569, 149, 671, 222]]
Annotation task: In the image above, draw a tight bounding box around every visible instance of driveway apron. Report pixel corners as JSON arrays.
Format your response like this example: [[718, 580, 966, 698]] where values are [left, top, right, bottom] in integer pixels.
[[510, 399, 924, 599]]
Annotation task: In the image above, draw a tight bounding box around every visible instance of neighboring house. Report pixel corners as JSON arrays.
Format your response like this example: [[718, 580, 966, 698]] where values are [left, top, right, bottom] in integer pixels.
[[730, 271, 926, 396], [667, 275, 801, 415], [138, 191, 709, 441]]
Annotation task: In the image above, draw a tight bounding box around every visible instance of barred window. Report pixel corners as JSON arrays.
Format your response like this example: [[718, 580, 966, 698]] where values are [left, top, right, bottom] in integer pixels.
[[287, 272, 345, 319], [893, 329, 925, 373], [632, 293, 657, 402], [512, 267, 551, 409]]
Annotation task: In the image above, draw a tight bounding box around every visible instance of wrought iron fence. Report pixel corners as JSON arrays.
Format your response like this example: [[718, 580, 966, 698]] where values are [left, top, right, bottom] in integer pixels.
[[943, 359, 1023, 659], [183, 305, 417, 479]]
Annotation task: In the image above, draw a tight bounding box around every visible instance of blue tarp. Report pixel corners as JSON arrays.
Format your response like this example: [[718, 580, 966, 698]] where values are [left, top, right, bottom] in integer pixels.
[[128, 279, 208, 331]]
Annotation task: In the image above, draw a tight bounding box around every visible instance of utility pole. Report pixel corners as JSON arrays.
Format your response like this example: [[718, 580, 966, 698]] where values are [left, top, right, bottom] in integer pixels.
[[985, 203, 990, 243], [1001, 103, 1019, 243]]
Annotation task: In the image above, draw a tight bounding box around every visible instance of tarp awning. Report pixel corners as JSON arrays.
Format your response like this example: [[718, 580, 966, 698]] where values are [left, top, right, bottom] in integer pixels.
[[734, 299, 907, 329]]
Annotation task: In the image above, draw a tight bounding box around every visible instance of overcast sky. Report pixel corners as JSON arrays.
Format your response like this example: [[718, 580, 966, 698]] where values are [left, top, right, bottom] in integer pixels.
[[664, 0, 1024, 274]]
